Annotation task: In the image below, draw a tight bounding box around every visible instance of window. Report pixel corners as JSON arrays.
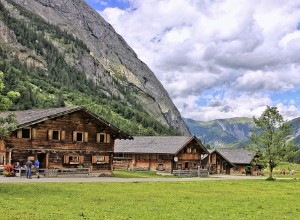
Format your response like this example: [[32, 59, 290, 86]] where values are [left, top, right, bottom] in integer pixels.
[[48, 130, 65, 141], [64, 155, 84, 164], [92, 155, 110, 164], [185, 147, 192, 154], [76, 132, 83, 142], [17, 128, 31, 139], [96, 133, 110, 143], [53, 131, 60, 140], [193, 148, 197, 154], [73, 131, 88, 142], [22, 129, 30, 138], [100, 134, 105, 142], [69, 156, 79, 164]]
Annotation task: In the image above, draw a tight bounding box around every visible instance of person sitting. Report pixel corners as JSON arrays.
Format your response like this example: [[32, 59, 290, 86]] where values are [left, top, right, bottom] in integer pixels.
[[14, 162, 20, 169]]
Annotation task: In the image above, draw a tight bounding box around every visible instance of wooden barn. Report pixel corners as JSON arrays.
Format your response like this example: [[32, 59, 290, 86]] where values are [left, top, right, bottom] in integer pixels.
[[201, 149, 235, 174], [114, 136, 209, 173], [0, 106, 131, 174], [211, 148, 258, 175]]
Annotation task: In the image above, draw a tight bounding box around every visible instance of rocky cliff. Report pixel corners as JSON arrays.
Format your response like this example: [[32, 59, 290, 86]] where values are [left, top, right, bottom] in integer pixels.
[[2, 0, 190, 135]]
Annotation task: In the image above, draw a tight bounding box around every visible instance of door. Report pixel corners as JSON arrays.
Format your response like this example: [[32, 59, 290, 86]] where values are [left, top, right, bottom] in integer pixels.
[[37, 153, 46, 168], [185, 162, 189, 170]]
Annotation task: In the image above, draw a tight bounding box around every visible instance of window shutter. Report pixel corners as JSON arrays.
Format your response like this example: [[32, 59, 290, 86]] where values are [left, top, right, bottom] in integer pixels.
[[31, 128, 37, 139], [104, 156, 110, 163], [17, 130, 22, 139], [73, 131, 77, 142], [104, 133, 107, 143], [106, 134, 110, 143], [64, 155, 69, 164], [79, 155, 84, 163], [96, 133, 100, 143], [84, 132, 88, 142], [61, 130, 65, 141], [92, 156, 97, 163], [48, 130, 52, 140]]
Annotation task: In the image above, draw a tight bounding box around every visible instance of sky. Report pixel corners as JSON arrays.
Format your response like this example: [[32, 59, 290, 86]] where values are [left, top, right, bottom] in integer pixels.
[[85, 0, 300, 121]]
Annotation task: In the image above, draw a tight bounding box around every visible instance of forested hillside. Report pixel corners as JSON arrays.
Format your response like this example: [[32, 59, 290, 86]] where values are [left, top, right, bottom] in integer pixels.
[[186, 117, 300, 148], [185, 117, 255, 148], [0, 0, 185, 136]]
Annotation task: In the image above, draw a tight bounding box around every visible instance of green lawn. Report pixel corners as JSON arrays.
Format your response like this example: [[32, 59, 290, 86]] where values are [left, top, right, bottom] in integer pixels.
[[263, 162, 300, 178], [0, 180, 299, 220], [113, 170, 175, 178]]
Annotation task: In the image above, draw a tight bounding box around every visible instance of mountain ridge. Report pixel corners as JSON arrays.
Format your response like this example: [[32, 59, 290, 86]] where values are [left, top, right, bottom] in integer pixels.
[[0, 0, 190, 135], [185, 116, 300, 148]]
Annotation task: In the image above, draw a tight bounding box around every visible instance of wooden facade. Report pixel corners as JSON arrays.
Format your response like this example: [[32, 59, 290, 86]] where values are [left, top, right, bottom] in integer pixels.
[[201, 149, 235, 174], [202, 148, 257, 175], [0, 106, 131, 173], [114, 136, 209, 173]]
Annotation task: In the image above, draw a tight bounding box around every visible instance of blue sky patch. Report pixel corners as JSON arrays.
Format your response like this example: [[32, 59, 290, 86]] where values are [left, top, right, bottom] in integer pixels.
[[86, 0, 130, 11], [270, 89, 300, 107]]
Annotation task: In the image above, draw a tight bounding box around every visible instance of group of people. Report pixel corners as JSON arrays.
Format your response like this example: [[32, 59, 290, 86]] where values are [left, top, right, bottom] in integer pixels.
[[18, 158, 40, 179]]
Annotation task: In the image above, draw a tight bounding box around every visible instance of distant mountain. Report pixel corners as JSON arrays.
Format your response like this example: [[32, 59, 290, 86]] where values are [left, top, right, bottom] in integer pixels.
[[290, 117, 300, 147], [185, 117, 300, 148]]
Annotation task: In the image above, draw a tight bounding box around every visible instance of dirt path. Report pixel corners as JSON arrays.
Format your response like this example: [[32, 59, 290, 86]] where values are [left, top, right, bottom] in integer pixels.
[[0, 174, 269, 183]]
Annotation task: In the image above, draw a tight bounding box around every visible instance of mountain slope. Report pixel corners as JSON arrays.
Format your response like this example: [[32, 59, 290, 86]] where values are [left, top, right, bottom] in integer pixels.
[[186, 117, 300, 148], [290, 117, 300, 147], [185, 117, 257, 147], [0, 0, 190, 135]]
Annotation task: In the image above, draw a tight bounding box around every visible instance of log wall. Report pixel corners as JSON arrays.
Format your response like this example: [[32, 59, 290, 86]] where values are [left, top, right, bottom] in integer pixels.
[[5, 111, 115, 171]]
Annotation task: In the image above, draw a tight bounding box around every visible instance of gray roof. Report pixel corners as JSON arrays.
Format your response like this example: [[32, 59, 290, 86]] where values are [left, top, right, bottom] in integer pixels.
[[0, 106, 80, 127], [215, 148, 257, 164], [208, 149, 235, 167], [115, 136, 208, 154], [0, 106, 131, 139]]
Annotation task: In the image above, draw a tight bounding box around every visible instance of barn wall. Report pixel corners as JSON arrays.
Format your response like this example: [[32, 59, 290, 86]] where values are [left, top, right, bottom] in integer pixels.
[[5, 111, 115, 171]]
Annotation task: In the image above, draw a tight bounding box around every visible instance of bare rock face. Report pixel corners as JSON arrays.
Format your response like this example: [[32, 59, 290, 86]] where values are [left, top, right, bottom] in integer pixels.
[[12, 0, 190, 135], [0, 20, 16, 44]]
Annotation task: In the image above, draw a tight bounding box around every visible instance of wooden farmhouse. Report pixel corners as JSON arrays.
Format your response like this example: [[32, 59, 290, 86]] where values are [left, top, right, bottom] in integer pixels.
[[114, 136, 209, 173], [201, 149, 235, 174], [0, 106, 131, 173], [204, 148, 258, 175]]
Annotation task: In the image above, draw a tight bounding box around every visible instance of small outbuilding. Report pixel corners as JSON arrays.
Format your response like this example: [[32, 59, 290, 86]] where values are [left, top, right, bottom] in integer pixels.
[[213, 148, 258, 175], [201, 149, 235, 174]]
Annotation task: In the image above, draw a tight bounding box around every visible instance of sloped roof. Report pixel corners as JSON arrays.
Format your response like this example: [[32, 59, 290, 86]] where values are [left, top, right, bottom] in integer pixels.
[[0, 106, 131, 139], [209, 149, 235, 167], [115, 136, 209, 154], [215, 148, 257, 164]]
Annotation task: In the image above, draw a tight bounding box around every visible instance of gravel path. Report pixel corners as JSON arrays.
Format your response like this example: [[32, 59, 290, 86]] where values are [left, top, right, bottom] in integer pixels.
[[0, 174, 268, 183]]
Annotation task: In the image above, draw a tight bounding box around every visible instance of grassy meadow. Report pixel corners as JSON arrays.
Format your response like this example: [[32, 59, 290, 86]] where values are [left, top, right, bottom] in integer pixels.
[[0, 180, 299, 220]]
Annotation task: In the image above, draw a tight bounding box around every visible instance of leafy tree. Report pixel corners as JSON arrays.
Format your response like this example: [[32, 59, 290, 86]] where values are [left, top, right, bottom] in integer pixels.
[[0, 71, 19, 140], [250, 106, 295, 180]]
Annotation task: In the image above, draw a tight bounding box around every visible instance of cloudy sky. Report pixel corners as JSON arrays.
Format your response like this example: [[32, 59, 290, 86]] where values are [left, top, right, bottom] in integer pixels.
[[86, 0, 300, 121]]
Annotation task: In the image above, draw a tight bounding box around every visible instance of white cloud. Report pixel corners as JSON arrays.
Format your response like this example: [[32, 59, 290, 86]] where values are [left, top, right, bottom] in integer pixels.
[[99, 0, 300, 121]]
